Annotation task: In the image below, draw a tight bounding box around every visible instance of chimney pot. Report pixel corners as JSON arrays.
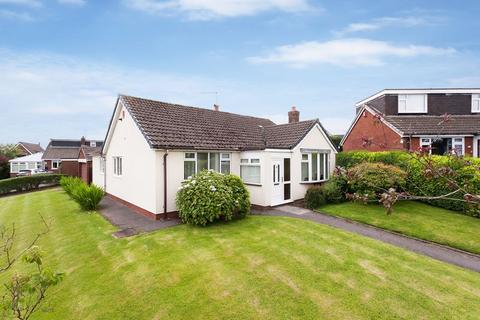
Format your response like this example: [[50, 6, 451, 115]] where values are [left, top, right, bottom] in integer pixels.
[[213, 104, 220, 111], [288, 106, 300, 123]]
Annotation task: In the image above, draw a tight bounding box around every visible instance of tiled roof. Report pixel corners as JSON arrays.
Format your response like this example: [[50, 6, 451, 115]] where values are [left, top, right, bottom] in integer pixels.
[[264, 120, 318, 149], [120, 95, 322, 151], [42, 139, 104, 160], [384, 115, 480, 135], [18, 142, 44, 154]]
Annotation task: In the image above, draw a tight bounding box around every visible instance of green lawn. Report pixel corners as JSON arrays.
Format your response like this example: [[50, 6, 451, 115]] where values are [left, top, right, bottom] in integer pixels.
[[319, 201, 480, 255], [0, 189, 479, 319]]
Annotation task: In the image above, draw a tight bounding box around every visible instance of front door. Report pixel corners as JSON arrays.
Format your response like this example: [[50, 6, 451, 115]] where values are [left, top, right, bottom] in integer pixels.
[[271, 158, 291, 206]]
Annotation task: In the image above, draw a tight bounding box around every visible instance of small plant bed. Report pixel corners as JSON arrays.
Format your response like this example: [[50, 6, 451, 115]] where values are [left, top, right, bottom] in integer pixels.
[[318, 201, 480, 255]]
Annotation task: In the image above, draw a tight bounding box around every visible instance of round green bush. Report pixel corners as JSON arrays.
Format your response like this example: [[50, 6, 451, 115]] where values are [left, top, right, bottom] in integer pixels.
[[348, 162, 407, 197], [176, 170, 250, 226], [322, 179, 346, 203], [304, 186, 326, 209]]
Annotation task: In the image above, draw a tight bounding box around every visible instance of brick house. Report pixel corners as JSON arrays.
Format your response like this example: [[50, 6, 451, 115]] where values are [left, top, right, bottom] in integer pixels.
[[42, 137, 103, 184], [341, 88, 480, 157]]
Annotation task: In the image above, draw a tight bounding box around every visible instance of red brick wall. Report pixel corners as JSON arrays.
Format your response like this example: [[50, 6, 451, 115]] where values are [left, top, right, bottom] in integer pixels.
[[44, 160, 80, 177], [343, 110, 405, 152]]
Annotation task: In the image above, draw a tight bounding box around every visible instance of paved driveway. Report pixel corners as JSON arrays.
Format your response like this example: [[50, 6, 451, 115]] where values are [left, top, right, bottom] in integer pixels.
[[99, 196, 180, 238]]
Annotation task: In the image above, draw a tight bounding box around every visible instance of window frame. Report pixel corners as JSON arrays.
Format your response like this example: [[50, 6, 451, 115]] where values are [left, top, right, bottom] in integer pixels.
[[472, 94, 480, 113], [240, 158, 261, 185], [113, 156, 123, 176], [451, 137, 465, 156], [99, 157, 106, 174], [398, 94, 428, 114], [51, 160, 61, 170], [183, 152, 231, 180], [300, 152, 330, 183]]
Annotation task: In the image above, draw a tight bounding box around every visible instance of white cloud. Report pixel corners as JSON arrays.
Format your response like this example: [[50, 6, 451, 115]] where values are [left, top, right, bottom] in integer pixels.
[[0, 0, 41, 7], [248, 38, 456, 67], [57, 0, 85, 5], [124, 0, 312, 20], [0, 9, 33, 21], [335, 16, 439, 36]]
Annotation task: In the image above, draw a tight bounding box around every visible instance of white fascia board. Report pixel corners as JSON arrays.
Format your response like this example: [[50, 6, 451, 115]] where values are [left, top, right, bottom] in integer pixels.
[[356, 88, 480, 107], [102, 98, 123, 155], [411, 134, 474, 137]]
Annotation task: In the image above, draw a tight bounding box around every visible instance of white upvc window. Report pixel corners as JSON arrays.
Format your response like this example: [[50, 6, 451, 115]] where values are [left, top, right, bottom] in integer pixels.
[[90, 141, 97, 147], [301, 152, 330, 182], [398, 94, 428, 113], [472, 94, 480, 112], [52, 160, 61, 169], [183, 152, 231, 180], [113, 156, 123, 176], [420, 138, 432, 154], [451, 138, 464, 156], [100, 158, 106, 174], [11, 163, 19, 173], [240, 158, 261, 185]]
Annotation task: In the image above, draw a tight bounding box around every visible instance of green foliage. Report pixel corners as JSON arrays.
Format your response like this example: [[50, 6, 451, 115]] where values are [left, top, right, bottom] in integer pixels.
[[0, 174, 63, 195], [176, 170, 251, 226], [348, 162, 407, 197], [60, 176, 104, 211], [304, 186, 326, 209], [322, 178, 347, 204], [329, 135, 343, 150], [0, 144, 21, 180], [1, 246, 64, 320], [336, 151, 480, 216], [223, 174, 251, 219]]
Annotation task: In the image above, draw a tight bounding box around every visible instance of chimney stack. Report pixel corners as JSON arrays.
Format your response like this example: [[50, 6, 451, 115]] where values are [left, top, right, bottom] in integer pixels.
[[80, 136, 86, 146], [288, 106, 299, 123], [213, 104, 220, 111]]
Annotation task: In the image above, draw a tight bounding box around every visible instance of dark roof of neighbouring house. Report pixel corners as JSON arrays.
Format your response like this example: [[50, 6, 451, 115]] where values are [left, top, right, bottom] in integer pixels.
[[79, 146, 102, 160], [383, 115, 480, 135], [42, 139, 104, 160], [18, 142, 44, 154], [118, 95, 330, 151]]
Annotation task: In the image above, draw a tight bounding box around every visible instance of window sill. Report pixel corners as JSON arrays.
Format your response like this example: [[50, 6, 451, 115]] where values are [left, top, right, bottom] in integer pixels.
[[300, 180, 328, 184], [244, 183, 262, 186]]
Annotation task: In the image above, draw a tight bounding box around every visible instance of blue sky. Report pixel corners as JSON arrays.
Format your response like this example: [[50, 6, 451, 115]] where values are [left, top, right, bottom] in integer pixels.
[[1, 0, 480, 147]]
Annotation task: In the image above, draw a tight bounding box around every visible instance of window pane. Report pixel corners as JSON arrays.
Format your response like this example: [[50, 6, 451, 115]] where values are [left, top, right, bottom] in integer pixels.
[[320, 153, 325, 180], [197, 153, 208, 172], [311, 153, 318, 181], [283, 158, 290, 182], [241, 165, 261, 184], [240, 159, 248, 164], [301, 162, 309, 181], [28, 162, 36, 169], [12, 163, 18, 172], [184, 161, 195, 179], [118, 158, 122, 175], [221, 161, 230, 174], [19, 163, 27, 170], [324, 154, 329, 180], [185, 153, 195, 159], [251, 159, 260, 164], [221, 153, 230, 159], [284, 183, 291, 200], [302, 154, 308, 161], [209, 153, 220, 172]]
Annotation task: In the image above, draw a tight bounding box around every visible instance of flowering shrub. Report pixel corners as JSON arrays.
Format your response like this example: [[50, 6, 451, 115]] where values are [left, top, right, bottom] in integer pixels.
[[176, 170, 250, 226]]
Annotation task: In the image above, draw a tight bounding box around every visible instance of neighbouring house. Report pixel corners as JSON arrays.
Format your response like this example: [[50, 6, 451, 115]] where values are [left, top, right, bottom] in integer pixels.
[[93, 95, 337, 220], [341, 88, 480, 157], [9, 152, 44, 177], [42, 137, 103, 184], [14, 142, 44, 157]]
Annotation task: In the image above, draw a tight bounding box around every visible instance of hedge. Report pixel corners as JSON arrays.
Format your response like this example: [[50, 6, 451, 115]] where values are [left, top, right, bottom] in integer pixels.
[[337, 151, 480, 216], [0, 174, 63, 195]]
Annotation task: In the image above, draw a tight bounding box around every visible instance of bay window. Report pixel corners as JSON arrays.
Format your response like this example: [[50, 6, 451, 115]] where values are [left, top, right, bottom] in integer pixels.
[[240, 158, 261, 185], [183, 152, 230, 179], [301, 152, 330, 182]]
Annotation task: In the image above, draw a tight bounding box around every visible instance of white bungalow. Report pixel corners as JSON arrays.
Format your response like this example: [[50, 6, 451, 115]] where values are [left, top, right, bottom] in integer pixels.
[[93, 95, 337, 220]]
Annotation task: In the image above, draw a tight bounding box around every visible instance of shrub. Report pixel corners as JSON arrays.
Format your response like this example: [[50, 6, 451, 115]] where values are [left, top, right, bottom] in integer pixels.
[[348, 162, 407, 197], [176, 170, 250, 226], [60, 176, 104, 211], [0, 174, 63, 195], [304, 186, 326, 209], [337, 151, 410, 169], [322, 179, 347, 203], [223, 174, 251, 219]]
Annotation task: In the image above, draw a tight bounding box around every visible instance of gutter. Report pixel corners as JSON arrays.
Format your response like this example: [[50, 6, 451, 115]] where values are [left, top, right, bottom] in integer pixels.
[[163, 150, 169, 220]]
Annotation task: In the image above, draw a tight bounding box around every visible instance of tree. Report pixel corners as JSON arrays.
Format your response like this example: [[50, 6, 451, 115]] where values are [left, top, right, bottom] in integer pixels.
[[0, 144, 20, 180], [0, 216, 64, 320]]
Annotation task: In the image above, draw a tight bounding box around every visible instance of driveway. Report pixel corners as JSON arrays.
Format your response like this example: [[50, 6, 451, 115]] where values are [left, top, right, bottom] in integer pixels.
[[99, 196, 181, 238]]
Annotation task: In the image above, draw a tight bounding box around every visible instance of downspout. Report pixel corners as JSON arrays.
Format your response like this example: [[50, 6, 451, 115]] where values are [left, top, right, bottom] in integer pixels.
[[103, 155, 107, 192], [163, 150, 169, 220]]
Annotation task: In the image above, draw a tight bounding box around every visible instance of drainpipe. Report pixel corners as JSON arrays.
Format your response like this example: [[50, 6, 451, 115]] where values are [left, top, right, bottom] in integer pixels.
[[103, 155, 107, 192], [163, 150, 169, 220]]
